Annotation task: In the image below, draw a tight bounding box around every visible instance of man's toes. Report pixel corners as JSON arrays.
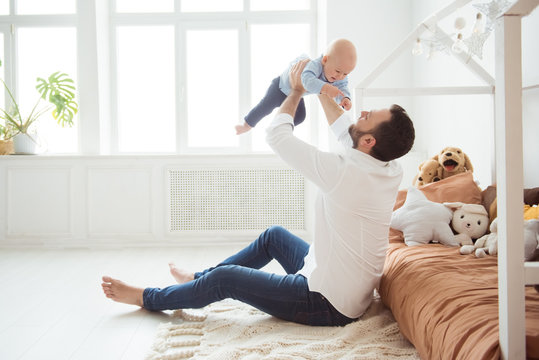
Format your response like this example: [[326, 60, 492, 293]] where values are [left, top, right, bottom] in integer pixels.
[[102, 276, 113, 283]]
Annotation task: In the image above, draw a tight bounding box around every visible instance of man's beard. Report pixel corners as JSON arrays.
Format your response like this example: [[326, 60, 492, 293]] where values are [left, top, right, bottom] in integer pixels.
[[348, 124, 370, 149]]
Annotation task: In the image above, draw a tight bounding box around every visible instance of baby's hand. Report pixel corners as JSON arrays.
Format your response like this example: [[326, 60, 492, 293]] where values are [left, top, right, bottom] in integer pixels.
[[321, 84, 345, 99], [340, 98, 352, 110]]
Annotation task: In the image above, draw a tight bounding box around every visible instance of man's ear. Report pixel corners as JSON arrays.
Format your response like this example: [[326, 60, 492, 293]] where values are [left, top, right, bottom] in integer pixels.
[[359, 134, 376, 149], [322, 55, 328, 65]]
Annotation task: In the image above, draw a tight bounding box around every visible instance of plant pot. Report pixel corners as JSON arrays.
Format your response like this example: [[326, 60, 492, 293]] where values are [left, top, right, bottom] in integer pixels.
[[13, 133, 38, 155], [0, 139, 14, 155]]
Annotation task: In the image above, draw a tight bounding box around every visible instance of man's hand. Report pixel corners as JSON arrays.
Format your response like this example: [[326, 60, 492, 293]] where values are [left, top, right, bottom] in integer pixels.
[[277, 59, 309, 118], [340, 98, 352, 111], [321, 84, 345, 99], [289, 59, 309, 92]]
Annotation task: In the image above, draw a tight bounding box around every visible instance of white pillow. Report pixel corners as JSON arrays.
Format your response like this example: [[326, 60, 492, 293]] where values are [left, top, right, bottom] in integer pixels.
[[390, 187, 459, 247]]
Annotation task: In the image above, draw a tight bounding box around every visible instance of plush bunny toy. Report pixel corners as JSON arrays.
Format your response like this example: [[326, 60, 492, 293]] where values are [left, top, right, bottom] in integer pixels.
[[461, 218, 539, 260], [444, 202, 489, 246]]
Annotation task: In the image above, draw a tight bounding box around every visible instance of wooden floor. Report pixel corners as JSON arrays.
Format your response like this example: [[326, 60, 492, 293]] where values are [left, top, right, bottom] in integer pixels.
[[0, 244, 277, 360]]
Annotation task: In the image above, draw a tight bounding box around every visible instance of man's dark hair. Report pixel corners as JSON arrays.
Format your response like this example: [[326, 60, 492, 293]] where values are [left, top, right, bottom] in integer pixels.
[[370, 104, 415, 162]]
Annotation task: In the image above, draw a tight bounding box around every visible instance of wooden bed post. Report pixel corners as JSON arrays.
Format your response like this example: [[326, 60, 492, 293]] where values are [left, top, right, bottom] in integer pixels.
[[495, 1, 539, 358], [495, 12, 526, 359]]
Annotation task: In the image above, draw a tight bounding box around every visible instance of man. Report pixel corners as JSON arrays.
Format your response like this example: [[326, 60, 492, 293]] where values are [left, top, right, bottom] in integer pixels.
[[102, 60, 414, 326]]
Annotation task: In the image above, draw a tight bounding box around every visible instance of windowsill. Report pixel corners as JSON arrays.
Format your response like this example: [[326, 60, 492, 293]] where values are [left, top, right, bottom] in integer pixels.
[[0, 153, 280, 160]]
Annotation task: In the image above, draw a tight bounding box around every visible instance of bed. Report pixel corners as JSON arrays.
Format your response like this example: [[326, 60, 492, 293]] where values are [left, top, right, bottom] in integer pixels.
[[378, 172, 539, 359], [355, 0, 539, 358]]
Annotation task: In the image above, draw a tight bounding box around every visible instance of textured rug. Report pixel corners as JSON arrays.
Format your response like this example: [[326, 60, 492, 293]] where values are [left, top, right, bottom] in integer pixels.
[[145, 295, 419, 360]]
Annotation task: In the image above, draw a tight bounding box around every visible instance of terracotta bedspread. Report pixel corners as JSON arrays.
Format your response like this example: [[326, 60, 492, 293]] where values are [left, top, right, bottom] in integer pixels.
[[379, 231, 539, 360]]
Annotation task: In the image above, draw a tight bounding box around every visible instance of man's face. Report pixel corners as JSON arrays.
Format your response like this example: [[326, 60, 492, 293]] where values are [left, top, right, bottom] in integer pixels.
[[348, 109, 391, 148], [353, 109, 391, 132]]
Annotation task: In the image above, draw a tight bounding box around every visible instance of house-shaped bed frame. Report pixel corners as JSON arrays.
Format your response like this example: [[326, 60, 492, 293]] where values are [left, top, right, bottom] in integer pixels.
[[354, 0, 539, 358]]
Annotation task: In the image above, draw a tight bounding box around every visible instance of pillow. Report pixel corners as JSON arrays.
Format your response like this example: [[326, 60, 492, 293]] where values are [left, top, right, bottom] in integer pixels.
[[393, 172, 482, 211], [389, 172, 482, 244], [524, 187, 539, 206], [390, 187, 457, 246], [479, 185, 539, 221]]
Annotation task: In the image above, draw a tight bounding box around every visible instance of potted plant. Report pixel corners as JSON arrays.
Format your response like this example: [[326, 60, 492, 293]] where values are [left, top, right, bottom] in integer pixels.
[[0, 71, 78, 154], [0, 120, 16, 154]]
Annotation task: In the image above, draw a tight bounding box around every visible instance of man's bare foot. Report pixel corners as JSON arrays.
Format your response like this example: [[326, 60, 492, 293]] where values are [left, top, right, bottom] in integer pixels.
[[235, 123, 252, 135], [101, 276, 144, 307], [169, 263, 195, 284]]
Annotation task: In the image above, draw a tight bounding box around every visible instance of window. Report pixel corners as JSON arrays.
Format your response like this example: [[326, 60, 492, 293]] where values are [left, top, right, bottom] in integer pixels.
[[116, 26, 176, 152], [0, 1, 78, 153], [18, 27, 77, 153], [0, 0, 317, 154], [112, 1, 317, 154], [185, 29, 239, 148]]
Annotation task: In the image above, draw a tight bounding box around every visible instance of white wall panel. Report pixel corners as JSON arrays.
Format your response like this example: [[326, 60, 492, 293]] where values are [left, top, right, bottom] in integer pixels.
[[7, 167, 72, 235], [87, 168, 152, 235]]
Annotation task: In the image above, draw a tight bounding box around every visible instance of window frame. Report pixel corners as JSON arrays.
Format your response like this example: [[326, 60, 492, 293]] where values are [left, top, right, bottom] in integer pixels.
[[0, 0, 319, 155], [109, 0, 318, 154]]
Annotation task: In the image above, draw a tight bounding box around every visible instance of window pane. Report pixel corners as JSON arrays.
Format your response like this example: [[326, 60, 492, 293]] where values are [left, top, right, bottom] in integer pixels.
[[186, 29, 238, 148], [18, 27, 77, 153], [0, 33, 4, 111], [250, 0, 309, 11], [117, 26, 175, 152], [249, 24, 310, 152], [0, 0, 8, 15], [181, 0, 242, 12], [116, 0, 173, 13], [17, 0, 75, 14]]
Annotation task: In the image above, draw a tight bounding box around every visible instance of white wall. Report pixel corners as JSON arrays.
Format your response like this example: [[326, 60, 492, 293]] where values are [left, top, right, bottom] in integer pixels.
[[409, 0, 495, 188], [408, 0, 538, 188], [329, 0, 538, 189], [324, 0, 420, 188], [0, 155, 311, 247]]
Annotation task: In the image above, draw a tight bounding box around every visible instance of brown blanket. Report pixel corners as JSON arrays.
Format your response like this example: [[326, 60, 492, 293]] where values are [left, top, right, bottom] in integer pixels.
[[379, 173, 539, 359], [380, 238, 539, 359]]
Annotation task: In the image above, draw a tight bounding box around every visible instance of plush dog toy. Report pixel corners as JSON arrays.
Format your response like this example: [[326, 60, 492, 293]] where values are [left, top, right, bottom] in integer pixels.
[[413, 159, 443, 187], [432, 147, 473, 180], [461, 218, 539, 260], [444, 202, 489, 246]]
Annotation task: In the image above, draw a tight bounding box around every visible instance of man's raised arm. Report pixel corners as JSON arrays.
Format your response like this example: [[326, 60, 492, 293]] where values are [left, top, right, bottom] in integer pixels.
[[277, 59, 309, 118], [318, 93, 344, 126]]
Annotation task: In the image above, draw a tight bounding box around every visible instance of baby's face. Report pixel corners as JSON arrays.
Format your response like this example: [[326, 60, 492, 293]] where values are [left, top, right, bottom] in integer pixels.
[[322, 55, 355, 83]]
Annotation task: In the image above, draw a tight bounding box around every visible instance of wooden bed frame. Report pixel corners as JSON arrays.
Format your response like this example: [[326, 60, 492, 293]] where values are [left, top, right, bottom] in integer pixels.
[[354, 0, 539, 358]]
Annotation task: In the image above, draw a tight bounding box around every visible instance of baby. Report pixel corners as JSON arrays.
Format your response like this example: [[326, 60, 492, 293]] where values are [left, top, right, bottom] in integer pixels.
[[235, 38, 357, 135]]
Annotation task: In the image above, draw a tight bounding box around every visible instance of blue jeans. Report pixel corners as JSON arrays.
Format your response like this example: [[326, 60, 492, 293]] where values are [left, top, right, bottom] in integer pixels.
[[143, 226, 356, 326], [244, 77, 306, 128]]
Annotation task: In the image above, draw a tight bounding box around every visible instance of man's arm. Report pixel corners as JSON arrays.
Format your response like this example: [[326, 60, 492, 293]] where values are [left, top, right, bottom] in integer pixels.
[[318, 93, 344, 126], [266, 59, 344, 193], [277, 59, 309, 117]]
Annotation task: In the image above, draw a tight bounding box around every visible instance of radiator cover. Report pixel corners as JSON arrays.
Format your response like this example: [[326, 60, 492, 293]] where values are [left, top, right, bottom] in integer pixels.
[[168, 168, 305, 232]]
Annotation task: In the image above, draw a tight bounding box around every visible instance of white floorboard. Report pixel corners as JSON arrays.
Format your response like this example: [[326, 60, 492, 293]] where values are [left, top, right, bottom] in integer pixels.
[[0, 245, 261, 360]]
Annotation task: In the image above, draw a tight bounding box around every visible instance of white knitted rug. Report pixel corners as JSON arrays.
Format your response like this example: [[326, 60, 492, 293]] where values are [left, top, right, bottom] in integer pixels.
[[145, 296, 419, 360]]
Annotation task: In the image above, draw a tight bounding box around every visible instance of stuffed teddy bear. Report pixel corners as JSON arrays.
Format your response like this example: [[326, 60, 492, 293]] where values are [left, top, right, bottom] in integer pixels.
[[460, 218, 539, 260], [432, 146, 473, 180], [390, 187, 460, 247], [412, 159, 443, 187], [444, 202, 489, 246]]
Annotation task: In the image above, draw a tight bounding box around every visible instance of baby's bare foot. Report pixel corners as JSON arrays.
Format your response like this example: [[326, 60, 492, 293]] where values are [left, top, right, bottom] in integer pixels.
[[168, 263, 195, 284], [101, 276, 144, 307], [235, 123, 251, 135]]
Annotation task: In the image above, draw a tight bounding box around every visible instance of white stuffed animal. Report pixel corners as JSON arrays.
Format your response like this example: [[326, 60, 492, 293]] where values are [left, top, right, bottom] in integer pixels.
[[390, 187, 459, 247], [444, 202, 489, 246], [460, 218, 539, 260]]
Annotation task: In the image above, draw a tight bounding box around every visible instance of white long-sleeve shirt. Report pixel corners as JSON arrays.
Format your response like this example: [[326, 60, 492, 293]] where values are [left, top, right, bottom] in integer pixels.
[[266, 112, 403, 318]]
